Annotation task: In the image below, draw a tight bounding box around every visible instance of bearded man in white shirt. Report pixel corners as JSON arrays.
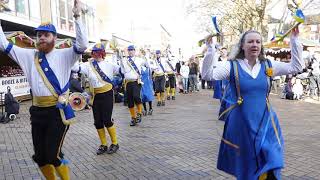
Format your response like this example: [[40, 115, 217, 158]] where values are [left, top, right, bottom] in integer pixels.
[[0, 0, 88, 179]]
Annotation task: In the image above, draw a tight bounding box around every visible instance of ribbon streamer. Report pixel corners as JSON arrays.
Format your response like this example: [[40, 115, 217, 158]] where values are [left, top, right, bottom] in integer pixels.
[[272, 9, 305, 43], [212, 16, 221, 34]]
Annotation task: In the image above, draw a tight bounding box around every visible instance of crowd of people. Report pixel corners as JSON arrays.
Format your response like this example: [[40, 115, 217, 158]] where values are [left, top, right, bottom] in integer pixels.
[[279, 52, 320, 100], [0, 65, 24, 77]]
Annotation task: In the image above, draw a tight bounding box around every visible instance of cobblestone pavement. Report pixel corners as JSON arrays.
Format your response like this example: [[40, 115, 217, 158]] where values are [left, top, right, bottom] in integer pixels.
[[0, 90, 320, 180]]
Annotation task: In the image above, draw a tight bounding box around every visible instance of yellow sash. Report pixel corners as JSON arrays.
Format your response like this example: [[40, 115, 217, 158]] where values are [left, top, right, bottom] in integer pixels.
[[88, 60, 113, 105], [34, 52, 76, 125]]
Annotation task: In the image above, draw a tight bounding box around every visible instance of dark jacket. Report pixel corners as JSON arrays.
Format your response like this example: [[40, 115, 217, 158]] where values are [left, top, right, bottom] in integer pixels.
[[69, 78, 84, 93], [189, 62, 198, 75]]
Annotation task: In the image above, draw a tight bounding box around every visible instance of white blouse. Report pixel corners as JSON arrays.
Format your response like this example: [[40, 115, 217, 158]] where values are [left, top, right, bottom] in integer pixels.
[[201, 36, 304, 81]]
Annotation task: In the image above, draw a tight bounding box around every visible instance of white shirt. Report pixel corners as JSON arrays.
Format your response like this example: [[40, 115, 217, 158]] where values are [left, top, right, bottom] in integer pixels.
[[180, 65, 190, 78], [72, 58, 120, 88], [292, 82, 303, 96], [165, 57, 178, 73], [201, 36, 304, 81], [151, 57, 169, 74], [0, 19, 88, 96], [120, 56, 147, 80]]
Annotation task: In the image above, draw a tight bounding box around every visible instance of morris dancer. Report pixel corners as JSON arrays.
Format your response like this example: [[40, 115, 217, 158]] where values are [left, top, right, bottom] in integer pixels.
[[120, 45, 148, 126], [152, 50, 167, 106], [0, 0, 88, 179], [72, 43, 119, 155], [164, 54, 178, 100]]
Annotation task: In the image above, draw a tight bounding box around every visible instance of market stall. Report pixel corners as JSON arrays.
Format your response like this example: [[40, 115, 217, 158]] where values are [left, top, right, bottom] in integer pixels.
[[0, 32, 74, 98], [0, 31, 35, 98], [264, 38, 320, 61]]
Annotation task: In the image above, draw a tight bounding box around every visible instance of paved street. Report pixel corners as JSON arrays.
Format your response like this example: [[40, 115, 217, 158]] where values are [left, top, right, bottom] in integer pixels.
[[0, 90, 320, 180]]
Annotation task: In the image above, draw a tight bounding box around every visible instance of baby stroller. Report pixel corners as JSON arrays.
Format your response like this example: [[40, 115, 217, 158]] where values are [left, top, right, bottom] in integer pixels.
[[4, 87, 20, 122]]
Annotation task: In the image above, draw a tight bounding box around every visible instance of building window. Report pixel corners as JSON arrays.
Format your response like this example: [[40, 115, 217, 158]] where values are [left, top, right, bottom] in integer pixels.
[[67, 0, 74, 32], [15, 0, 29, 16], [55, 0, 76, 32], [7, 0, 16, 13], [29, 0, 40, 20], [59, 0, 67, 30], [51, 0, 58, 27]]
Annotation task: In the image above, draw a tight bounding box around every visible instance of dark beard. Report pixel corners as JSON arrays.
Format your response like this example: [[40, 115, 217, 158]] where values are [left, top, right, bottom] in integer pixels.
[[37, 41, 55, 53]]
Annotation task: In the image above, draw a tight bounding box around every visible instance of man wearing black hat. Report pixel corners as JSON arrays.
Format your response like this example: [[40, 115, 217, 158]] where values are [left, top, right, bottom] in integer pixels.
[[0, 0, 88, 179], [120, 45, 148, 126], [72, 43, 120, 155]]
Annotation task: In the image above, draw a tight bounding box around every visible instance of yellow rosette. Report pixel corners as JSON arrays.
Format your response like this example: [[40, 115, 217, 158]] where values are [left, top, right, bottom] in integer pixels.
[[266, 68, 273, 77]]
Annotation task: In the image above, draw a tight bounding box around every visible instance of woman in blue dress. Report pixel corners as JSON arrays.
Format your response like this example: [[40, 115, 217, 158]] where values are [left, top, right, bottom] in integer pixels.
[[201, 27, 303, 180], [141, 64, 154, 116]]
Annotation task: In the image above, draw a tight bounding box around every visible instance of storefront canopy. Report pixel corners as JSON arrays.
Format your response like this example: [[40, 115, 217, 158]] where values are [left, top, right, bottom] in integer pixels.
[[264, 38, 320, 49]]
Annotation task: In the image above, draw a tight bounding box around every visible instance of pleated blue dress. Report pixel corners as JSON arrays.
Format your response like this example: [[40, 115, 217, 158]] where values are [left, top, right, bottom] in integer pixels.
[[217, 61, 284, 180], [141, 67, 154, 103]]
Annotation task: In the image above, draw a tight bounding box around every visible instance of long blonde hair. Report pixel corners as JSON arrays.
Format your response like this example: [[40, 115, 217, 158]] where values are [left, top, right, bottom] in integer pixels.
[[229, 30, 266, 61]]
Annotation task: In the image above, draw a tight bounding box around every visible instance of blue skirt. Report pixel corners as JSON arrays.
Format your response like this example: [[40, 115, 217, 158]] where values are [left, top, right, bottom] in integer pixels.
[[141, 69, 154, 103]]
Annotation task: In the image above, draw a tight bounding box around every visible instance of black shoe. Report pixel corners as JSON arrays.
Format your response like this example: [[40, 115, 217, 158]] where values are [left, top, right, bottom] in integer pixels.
[[167, 96, 170, 100], [148, 109, 153, 115], [136, 113, 142, 123], [130, 119, 136, 126], [107, 144, 119, 154], [142, 110, 147, 116], [157, 101, 161, 106], [172, 96, 175, 100], [96, 145, 108, 155], [161, 101, 165, 106]]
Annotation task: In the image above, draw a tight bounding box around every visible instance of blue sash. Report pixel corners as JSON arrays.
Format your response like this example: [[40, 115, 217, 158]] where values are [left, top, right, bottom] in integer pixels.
[[38, 52, 75, 121], [156, 58, 165, 73], [91, 60, 114, 87], [128, 57, 141, 76]]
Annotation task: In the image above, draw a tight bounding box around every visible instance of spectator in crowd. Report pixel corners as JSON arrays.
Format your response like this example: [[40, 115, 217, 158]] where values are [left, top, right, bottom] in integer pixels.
[[175, 60, 184, 93], [180, 61, 189, 94], [69, 73, 84, 93], [292, 78, 303, 100], [0, 65, 24, 77], [282, 78, 294, 100], [188, 58, 199, 92], [308, 53, 320, 99]]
